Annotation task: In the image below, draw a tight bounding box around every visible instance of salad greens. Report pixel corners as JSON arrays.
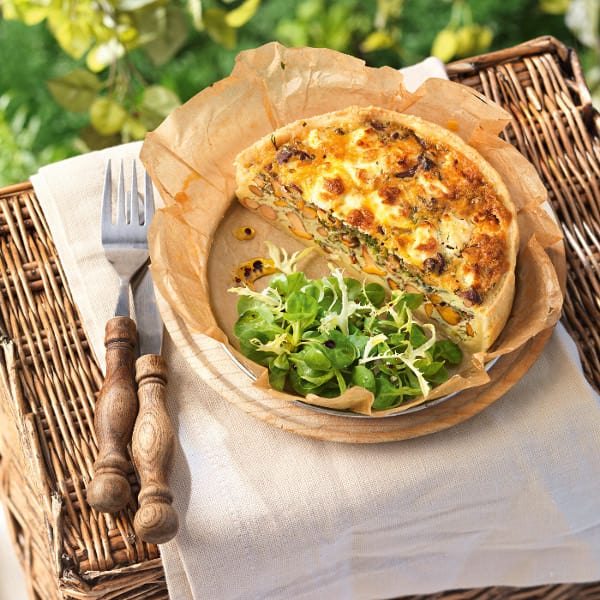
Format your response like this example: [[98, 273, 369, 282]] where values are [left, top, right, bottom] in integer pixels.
[[229, 247, 463, 411]]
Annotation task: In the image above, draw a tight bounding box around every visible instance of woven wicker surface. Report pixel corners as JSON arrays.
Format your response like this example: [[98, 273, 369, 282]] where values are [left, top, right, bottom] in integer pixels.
[[0, 35, 599, 600], [447, 35, 600, 394], [0, 183, 167, 599]]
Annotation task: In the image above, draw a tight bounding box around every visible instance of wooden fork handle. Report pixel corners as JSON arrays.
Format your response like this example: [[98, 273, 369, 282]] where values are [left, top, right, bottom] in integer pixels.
[[87, 317, 138, 513], [132, 353, 179, 544]]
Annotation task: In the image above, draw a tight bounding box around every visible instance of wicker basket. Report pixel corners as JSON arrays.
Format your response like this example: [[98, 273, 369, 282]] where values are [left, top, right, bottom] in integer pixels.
[[447, 36, 600, 392], [0, 35, 599, 600]]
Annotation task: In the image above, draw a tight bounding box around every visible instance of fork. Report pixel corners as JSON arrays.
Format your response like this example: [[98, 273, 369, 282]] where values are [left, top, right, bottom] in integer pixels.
[[87, 159, 153, 514]]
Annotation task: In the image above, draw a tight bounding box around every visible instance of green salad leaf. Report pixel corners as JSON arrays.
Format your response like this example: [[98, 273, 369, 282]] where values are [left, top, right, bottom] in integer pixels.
[[229, 260, 463, 412]]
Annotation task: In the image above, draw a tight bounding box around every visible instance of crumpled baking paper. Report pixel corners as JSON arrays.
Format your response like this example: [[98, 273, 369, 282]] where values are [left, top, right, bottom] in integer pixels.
[[140, 42, 564, 416]]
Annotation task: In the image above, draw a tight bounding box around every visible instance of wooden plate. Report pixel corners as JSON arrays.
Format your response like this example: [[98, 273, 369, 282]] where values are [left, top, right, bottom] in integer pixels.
[[158, 201, 566, 444]]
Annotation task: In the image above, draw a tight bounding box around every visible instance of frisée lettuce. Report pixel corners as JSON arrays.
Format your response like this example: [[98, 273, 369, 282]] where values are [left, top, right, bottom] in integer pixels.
[[228, 252, 463, 411]]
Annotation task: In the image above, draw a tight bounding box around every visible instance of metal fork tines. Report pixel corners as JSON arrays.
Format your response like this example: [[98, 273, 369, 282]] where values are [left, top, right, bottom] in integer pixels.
[[87, 158, 155, 515], [101, 159, 154, 316]]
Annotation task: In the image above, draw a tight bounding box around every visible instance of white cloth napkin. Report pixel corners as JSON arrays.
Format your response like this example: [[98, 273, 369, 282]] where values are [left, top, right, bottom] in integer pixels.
[[31, 78, 600, 600]]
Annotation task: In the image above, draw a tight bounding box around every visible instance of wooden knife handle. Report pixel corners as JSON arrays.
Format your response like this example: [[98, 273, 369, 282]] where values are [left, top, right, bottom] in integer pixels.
[[132, 353, 178, 544], [87, 317, 138, 513]]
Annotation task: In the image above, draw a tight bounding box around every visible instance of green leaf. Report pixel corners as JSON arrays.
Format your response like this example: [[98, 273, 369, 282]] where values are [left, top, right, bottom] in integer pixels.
[[409, 324, 428, 348], [236, 326, 287, 366], [454, 24, 493, 57], [47, 69, 102, 113], [288, 358, 335, 389], [321, 330, 358, 369], [296, 0, 323, 22], [433, 339, 463, 365], [121, 116, 148, 141], [343, 277, 363, 300], [233, 305, 277, 336], [401, 293, 424, 310], [2, 0, 50, 24], [90, 18, 116, 43], [268, 362, 288, 391], [89, 97, 128, 135], [284, 291, 319, 327], [77, 125, 121, 152], [431, 28, 458, 63], [139, 5, 189, 66], [348, 333, 369, 355], [302, 345, 332, 371], [275, 19, 309, 47], [203, 8, 237, 48], [224, 0, 260, 28], [116, 18, 139, 45], [236, 294, 274, 317], [375, 0, 403, 25], [423, 363, 449, 384], [48, 14, 93, 59], [271, 272, 309, 297], [540, 0, 570, 14], [139, 85, 181, 130], [362, 282, 386, 307], [474, 25, 493, 53], [319, 3, 354, 51], [455, 25, 476, 56], [272, 353, 290, 371], [360, 29, 395, 53], [372, 376, 403, 410], [351, 365, 376, 394]]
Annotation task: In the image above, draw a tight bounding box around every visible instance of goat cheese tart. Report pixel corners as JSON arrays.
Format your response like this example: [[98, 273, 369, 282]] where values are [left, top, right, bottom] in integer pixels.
[[234, 105, 519, 353]]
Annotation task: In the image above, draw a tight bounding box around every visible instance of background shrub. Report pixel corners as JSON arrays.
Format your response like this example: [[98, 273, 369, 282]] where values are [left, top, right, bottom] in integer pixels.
[[0, 0, 595, 186]]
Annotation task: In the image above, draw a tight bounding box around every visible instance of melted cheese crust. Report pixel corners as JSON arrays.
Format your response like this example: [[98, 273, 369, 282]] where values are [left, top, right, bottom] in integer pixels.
[[234, 106, 518, 351], [269, 121, 511, 299]]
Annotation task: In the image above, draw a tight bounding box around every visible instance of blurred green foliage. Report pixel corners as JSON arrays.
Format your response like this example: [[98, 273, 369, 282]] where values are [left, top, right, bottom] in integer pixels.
[[0, 0, 592, 186]]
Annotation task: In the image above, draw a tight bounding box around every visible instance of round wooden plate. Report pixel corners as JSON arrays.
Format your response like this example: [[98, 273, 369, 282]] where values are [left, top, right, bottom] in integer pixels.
[[158, 202, 566, 444]]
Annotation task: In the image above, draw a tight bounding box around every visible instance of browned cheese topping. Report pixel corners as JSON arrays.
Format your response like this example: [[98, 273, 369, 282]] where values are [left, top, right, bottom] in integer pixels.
[[244, 116, 513, 305]]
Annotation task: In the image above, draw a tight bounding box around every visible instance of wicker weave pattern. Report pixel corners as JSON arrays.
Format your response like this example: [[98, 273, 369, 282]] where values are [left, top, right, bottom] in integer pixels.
[[0, 36, 599, 600], [0, 184, 166, 599], [447, 35, 600, 394]]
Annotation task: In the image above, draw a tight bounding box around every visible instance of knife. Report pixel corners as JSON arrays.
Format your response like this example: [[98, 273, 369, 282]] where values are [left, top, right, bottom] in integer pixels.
[[131, 266, 179, 544], [87, 161, 143, 514]]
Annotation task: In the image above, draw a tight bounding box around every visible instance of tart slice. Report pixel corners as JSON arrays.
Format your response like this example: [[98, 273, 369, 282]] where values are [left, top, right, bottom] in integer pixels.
[[234, 105, 519, 353]]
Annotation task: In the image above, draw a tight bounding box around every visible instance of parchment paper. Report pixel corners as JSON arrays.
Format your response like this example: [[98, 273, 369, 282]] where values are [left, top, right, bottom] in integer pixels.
[[140, 42, 564, 416]]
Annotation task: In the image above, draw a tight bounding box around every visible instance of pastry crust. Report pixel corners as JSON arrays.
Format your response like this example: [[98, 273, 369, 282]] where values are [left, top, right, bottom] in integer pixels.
[[234, 105, 519, 352]]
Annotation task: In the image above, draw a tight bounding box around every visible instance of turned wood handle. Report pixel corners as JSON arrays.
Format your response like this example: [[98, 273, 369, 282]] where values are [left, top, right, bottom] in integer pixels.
[[87, 317, 138, 513], [132, 353, 179, 544]]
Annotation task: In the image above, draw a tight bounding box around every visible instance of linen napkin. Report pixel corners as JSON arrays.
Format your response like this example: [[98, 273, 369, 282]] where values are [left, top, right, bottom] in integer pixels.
[[31, 88, 600, 600]]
